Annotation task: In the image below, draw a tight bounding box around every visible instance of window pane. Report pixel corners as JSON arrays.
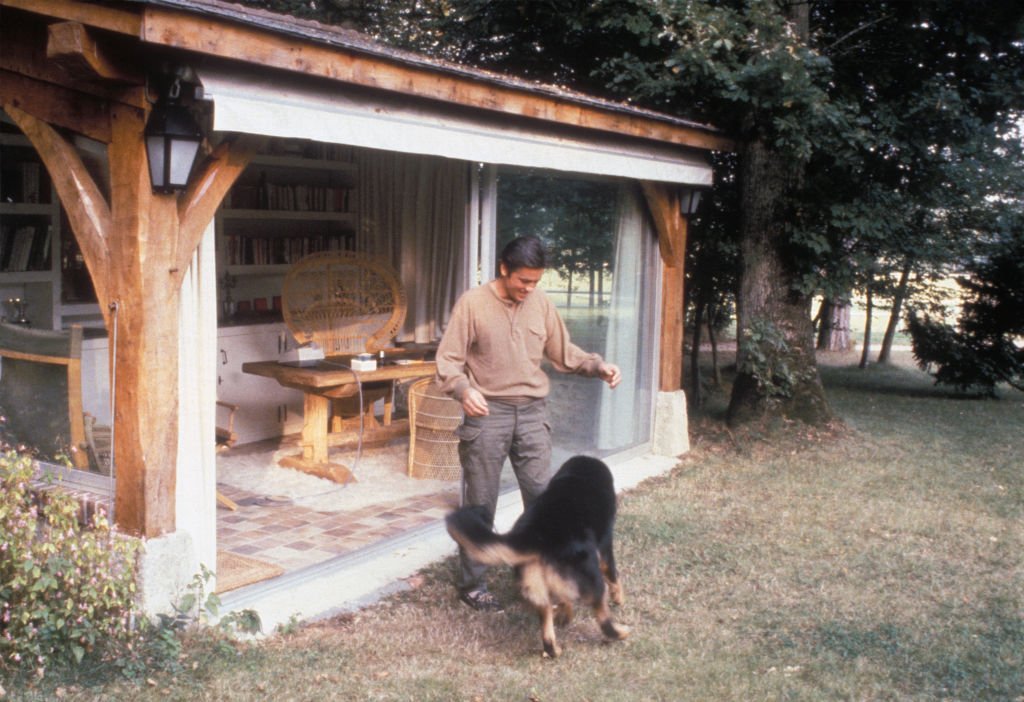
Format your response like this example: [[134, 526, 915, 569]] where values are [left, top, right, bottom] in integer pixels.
[[496, 169, 655, 459]]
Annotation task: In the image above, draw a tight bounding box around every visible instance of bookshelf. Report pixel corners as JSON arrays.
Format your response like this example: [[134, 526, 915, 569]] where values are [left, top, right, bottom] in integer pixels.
[[0, 116, 104, 330], [216, 140, 358, 325], [0, 127, 61, 329]]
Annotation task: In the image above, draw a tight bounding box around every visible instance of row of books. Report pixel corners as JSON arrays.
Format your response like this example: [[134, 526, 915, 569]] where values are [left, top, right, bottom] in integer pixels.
[[223, 233, 354, 266], [225, 182, 354, 212], [0, 224, 51, 272], [0, 161, 47, 204]]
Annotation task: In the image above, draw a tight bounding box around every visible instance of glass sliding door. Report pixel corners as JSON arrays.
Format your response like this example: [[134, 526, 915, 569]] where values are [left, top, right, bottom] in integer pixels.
[[494, 167, 658, 460]]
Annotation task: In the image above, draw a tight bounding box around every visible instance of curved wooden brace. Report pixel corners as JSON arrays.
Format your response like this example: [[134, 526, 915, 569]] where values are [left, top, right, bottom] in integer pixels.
[[641, 181, 685, 267], [173, 134, 261, 285], [3, 104, 112, 304]]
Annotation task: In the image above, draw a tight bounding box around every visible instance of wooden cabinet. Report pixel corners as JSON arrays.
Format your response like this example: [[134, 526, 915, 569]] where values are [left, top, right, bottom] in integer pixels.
[[217, 323, 304, 444]]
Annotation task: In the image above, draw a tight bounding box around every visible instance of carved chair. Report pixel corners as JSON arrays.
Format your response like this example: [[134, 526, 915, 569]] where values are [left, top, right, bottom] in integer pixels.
[[282, 251, 408, 432]]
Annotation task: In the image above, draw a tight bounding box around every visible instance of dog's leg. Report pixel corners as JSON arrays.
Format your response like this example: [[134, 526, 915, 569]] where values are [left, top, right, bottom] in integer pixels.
[[553, 600, 574, 627], [538, 605, 562, 658], [598, 556, 622, 605], [599, 544, 624, 606], [593, 590, 630, 642]]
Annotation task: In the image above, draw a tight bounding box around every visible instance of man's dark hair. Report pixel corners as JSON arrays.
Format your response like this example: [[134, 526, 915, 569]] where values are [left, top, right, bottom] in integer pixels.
[[500, 235, 547, 272]]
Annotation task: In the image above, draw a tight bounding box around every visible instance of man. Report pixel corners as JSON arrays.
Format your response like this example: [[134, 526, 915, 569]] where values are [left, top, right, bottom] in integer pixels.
[[436, 235, 621, 611]]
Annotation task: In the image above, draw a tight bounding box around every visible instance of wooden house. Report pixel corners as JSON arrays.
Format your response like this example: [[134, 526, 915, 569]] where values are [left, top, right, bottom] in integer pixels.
[[0, 0, 730, 620]]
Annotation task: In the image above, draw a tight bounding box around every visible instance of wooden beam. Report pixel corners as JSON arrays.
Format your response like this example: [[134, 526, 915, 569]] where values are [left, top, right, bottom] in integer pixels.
[[642, 181, 686, 267], [47, 21, 142, 84], [1, 8, 147, 116], [1, 0, 142, 36], [104, 102, 181, 537], [0, 70, 114, 143], [641, 181, 689, 392], [6, 97, 212, 538], [140, 7, 734, 153]]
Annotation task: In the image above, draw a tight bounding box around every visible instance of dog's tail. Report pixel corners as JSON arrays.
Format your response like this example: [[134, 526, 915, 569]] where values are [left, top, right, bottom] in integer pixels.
[[445, 506, 534, 567]]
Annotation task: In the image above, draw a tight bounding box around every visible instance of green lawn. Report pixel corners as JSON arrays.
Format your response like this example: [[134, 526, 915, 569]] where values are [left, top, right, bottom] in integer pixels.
[[8, 352, 1023, 701]]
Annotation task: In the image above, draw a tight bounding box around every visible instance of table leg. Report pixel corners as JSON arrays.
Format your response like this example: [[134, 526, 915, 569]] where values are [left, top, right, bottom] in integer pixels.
[[278, 393, 355, 484], [303, 393, 329, 464]]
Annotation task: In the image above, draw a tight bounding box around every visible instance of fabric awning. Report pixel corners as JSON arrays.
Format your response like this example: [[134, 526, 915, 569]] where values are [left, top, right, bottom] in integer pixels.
[[197, 67, 712, 185]]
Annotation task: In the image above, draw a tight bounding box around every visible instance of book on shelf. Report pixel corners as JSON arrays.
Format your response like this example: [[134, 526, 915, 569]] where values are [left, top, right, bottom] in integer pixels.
[[0, 224, 50, 272], [20, 162, 40, 203], [5, 226, 35, 271], [225, 233, 354, 266]]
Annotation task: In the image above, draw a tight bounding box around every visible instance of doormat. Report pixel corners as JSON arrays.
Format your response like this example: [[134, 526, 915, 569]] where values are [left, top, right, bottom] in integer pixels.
[[216, 551, 285, 593]]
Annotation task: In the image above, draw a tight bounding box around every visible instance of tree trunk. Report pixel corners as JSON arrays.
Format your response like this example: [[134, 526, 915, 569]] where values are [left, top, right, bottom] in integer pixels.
[[859, 286, 873, 369], [707, 304, 722, 386], [689, 297, 705, 409], [816, 297, 852, 351], [726, 134, 831, 427], [877, 259, 912, 364]]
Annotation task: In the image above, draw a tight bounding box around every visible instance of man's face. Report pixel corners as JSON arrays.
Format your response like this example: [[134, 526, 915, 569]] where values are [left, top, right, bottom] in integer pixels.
[[499, 264, 544, 303]]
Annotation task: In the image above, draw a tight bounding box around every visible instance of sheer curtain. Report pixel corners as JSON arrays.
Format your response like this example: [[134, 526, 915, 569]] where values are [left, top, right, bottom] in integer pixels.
[[356, 150, 470, 343], [598, 185, 656, 451], [177, 221, 217, 572]]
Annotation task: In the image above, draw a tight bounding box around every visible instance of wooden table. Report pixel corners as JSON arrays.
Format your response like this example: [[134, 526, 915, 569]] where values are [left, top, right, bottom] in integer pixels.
[[242, 354, 437, 484]]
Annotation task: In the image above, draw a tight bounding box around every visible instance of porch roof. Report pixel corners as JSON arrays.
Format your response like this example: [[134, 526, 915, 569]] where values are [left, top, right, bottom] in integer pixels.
[[3, 0, 731, 159]]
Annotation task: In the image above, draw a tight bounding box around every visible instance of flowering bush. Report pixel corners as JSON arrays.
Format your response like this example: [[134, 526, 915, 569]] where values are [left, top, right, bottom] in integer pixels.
[[0, 452, 139, 678]]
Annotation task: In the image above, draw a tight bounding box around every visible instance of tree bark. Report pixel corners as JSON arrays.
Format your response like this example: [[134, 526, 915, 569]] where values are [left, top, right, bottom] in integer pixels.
[[689, 297, 705, 409], [707, 304, 722, 386], [859, 286, 873, 369], [726, 134, 831, 427], [816, 297, 852, 351], [877, 259, 912, 364]]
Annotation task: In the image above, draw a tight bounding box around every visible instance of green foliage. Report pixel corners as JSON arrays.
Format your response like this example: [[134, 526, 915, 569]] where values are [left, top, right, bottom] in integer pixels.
[[0, 452, 139, 678], [908, 222, 1024, 396], [496, 171, 617, 287], [736, 318, 795, 398], [0, 453, 264, 687]]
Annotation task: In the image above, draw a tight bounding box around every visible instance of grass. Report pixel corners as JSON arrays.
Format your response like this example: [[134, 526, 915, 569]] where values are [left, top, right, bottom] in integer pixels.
[[7, 352, 1023, 701]]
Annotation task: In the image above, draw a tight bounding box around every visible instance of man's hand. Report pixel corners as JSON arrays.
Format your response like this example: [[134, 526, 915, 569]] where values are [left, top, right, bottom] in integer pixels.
[[461, 387, 490, 416], [599, 362, 622, 389]]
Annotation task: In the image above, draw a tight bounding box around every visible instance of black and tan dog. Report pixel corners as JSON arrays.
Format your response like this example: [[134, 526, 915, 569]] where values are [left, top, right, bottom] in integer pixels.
[[445, 455, 629, 658]]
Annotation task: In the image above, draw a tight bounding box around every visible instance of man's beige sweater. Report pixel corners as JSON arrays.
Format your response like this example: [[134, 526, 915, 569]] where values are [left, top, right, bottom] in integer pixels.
[[436, 282, 604, 401]]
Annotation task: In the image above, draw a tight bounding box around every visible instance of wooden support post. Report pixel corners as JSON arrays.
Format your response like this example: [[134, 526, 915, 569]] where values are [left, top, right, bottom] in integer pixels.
[[641, 182, 689, 393], [3, 98, 253, 537]]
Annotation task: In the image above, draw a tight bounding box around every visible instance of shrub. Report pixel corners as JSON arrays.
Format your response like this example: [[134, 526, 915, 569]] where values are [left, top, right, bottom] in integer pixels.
[[0, 451, 140, 679]]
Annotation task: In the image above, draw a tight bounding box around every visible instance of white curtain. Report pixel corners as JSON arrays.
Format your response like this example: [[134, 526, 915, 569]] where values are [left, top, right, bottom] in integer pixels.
[[598, 186, 655, 450], [356, 151, 469, 343], [176, 222, 218, 572]]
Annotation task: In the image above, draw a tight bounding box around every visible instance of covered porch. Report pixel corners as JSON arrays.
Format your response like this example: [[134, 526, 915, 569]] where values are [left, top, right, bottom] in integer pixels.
[[0, 0, 730, 623]]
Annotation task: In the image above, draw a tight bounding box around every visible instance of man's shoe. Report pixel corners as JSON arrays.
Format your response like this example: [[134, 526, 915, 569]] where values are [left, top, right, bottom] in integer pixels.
[[459, 588, 504, 612]]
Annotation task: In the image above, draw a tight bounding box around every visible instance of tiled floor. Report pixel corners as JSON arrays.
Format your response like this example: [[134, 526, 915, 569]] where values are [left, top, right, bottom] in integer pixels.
[[216, 473, 460, 573]]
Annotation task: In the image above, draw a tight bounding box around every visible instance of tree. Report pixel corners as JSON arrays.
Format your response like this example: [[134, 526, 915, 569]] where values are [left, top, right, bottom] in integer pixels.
[[907, 215, 1024, 395], [250, 0, 1024, 425]]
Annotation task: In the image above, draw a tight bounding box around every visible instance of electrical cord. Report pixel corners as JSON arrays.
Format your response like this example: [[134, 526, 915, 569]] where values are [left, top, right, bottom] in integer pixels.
[[107, 300, 119, 520]]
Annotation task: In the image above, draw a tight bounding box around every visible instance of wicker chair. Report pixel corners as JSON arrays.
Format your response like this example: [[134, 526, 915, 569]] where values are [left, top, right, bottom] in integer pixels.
[[281, 250, 407, 355], [406, 377, 463, 481], [282, 251, 408, 432]]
